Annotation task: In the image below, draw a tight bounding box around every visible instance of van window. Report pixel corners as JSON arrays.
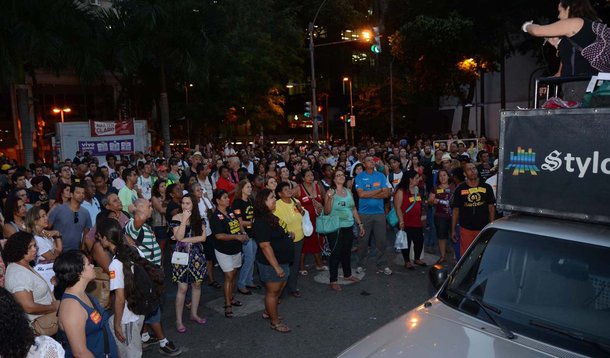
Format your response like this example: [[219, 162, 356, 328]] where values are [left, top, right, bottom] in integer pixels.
[[439, 229, 610, 356]]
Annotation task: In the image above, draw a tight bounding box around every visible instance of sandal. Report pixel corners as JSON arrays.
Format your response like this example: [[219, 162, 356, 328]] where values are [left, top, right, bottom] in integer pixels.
[[299, 270, 308, 276], [237, 288, 252, 295], [223, 305, 233, 318], [290, 290, 301, 298], [404, 263, 416, 271], [270, 322, 291, 333], [435, 257, 446, 265], [230, 299, 243, 307], [262, 312, 283, 320], [330, 283, 342, 292], [208, 281, 222, 289], [316, 265, 329, 271], [344, 276, 360, 282], [414, 260, 427, 267]]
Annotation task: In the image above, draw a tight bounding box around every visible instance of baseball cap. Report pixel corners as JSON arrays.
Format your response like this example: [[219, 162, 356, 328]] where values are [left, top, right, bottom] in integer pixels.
[[192, 151, 203, 157], [441, 153, 452, 162]]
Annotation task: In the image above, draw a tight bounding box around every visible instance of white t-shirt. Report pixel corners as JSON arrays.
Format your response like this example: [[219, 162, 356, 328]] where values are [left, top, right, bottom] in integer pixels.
[[34, 235, 55, 263], [4, 263, 53, 322], [389, 170, 404, 191], [112, 177, 126, 191], [109, 259, 141, 324], [198, 197, 214, 236], [137, 175, 154, 200]]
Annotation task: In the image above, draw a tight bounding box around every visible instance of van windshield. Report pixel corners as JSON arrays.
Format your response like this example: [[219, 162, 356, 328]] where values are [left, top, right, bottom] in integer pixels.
[[438, 229, 610, 356]]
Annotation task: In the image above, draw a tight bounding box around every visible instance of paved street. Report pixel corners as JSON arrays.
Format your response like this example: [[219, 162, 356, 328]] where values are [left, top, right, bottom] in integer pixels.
[[147, 248, 441, 358]]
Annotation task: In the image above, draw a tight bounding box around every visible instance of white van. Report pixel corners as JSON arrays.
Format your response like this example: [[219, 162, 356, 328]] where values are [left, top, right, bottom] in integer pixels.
[[339, 214, 610, 357]]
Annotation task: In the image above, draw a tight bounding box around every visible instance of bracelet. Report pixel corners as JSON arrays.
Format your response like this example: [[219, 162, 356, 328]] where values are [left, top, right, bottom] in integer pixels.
[[358, 223, 363, 226]]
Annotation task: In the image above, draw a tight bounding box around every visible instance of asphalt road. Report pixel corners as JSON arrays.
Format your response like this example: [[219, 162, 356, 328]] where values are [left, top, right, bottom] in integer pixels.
[[146, 248, 442, 358]]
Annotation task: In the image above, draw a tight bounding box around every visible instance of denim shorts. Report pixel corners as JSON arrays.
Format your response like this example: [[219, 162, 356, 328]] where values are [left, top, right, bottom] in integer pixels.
[[144, 306, 161, 324], [257, 262, 289, 283]]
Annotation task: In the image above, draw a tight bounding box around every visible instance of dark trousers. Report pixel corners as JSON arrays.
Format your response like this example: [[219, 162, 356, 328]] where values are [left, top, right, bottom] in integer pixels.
[[327, 227, 355, 282], [282, 239, 303, 297], [401, 227, 423, 263]]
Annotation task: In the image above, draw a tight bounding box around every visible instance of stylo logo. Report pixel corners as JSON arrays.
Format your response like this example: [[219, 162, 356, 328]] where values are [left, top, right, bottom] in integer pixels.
[[541, 150, 610, 178], [505, 147, 540, 176]]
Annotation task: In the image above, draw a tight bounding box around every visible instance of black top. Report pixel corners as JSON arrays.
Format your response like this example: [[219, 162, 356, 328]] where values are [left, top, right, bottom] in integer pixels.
[[165, 200, 182, 223], [253, 217, 294, 265], [210, 208, 243, 255], [451, 182, 496, 231], [231, 198, 254, 237], [560, 19, 597, 76]]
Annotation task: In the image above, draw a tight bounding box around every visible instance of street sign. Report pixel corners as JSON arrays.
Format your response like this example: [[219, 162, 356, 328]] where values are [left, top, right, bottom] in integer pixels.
[[350, 115, 356, 127], [315, 115, 323, 123]]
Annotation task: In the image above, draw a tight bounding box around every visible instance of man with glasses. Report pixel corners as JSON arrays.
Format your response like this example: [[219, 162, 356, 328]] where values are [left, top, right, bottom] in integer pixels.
[[48, 183, 92, 251]]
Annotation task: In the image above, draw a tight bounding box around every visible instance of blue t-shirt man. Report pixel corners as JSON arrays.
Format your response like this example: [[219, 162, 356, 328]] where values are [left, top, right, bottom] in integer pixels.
[[355, 169, 391, 215]]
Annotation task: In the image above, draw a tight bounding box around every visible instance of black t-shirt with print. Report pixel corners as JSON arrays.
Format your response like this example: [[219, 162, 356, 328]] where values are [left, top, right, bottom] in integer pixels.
[[231, 198, 254, 237], [451, 182, 496, 231], [253, 217, 294, 265], [210, 208, 243, 255]]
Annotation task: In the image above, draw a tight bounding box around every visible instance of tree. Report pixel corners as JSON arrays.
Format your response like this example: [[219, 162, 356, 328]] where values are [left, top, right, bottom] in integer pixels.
[[0, 0, 103, 165]]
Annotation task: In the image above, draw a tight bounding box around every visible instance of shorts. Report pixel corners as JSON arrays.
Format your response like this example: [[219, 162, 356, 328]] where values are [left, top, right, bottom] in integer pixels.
[[434, 216, 452, 241], [459, 227, 481, 257], [144, 306, 161, 324], [257, 262, 289, 283], [214, 250, 242, 272]]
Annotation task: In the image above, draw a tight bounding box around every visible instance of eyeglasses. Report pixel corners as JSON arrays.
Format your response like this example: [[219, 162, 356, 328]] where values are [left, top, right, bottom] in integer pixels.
[[74, 211, 79, 224]]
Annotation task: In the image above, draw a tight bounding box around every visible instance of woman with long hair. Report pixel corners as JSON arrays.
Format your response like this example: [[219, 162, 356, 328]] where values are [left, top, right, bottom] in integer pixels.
[[50, 182, 71, 212], [54, 250, 118, 357], [0, 287, 64, 357], [3, 196, 27, 239], [232, 180, 258, 295], [296, 169, 326, 274], [427, 169, 455, 264], [210, 189, 248, 318], [253, 188, 294, 333], [394, 171, 427, 270], [170, 194, 208, 332], [190, 182, 220, 289], [97, 218, 145, 357], [25, 207, 63, 263]]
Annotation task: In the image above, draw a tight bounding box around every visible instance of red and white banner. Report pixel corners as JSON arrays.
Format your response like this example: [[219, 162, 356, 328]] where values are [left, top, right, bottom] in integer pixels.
[[89, 119, 135, 137]]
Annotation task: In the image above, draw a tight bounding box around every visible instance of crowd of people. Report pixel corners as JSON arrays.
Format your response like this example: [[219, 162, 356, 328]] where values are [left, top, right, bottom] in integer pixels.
[[0, 134, 499, 357]]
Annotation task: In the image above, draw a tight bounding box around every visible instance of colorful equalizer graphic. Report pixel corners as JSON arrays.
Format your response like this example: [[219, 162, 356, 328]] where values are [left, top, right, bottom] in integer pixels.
[[505, 147, 540, 176]]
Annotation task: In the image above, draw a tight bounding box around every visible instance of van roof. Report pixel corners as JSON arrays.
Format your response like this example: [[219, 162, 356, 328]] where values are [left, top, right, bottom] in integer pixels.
[[487, 214, 610, 248]]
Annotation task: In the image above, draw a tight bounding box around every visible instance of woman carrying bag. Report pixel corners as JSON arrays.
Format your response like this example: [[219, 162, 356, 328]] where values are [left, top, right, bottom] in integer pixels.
[[322, 169, 365, 292], [394, 171, 427, 270]]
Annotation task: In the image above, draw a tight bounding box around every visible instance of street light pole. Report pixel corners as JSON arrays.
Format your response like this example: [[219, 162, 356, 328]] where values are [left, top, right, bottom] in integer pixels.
[[348, 79, 354, 145], [309, 22, 319, 144]]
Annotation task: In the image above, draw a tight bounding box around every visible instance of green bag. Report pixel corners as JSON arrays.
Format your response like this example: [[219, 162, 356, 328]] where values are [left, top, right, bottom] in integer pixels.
[[316, 214, 341, 234], [583, 80, 610, 108]]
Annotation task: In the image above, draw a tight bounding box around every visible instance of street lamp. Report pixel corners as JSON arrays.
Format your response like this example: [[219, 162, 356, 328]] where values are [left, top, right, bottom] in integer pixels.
[[343, 77, 354, 144], [52, 107, 71, 123], [185, 83, 193, 148]]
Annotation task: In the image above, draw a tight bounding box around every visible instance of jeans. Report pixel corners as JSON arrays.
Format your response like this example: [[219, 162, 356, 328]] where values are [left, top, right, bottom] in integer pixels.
[[401, 227, 423, 263], [282, 239, 304, 297], [327, 227, 355, 282], [357, 214, 387, 268], [237, 238, 257, 289], [424, 206, 437, 248]]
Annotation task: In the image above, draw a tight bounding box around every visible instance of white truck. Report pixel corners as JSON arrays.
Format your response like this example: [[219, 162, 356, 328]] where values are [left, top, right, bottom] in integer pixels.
[[339, 109, 610, 357]]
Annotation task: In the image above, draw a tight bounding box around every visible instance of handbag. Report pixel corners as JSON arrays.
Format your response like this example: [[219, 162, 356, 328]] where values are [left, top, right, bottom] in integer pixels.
[[86, 267, 111, 309], [316, 214, 341, 234], [387, 188, 419, 227], [171, 242, 190, 265], [302, 210, 314, 236], [32, 295, 58, 336]]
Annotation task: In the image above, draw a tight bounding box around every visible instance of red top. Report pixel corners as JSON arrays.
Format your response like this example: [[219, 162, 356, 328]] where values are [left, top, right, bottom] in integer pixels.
[[399, 188, 423, 228], [216, 176, 236, 204]]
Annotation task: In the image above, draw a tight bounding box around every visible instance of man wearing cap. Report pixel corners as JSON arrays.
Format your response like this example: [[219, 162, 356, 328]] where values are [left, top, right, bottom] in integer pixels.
[[451, 163, 495, 257], [181, 151, 203, 185]]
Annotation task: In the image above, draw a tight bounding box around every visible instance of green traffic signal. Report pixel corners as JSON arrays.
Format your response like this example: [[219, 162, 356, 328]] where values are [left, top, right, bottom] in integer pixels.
[[371, 44, 381, 54]]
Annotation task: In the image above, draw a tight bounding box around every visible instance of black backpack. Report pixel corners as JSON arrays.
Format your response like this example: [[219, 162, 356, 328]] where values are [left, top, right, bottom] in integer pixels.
[[126, 255, 165, 316]]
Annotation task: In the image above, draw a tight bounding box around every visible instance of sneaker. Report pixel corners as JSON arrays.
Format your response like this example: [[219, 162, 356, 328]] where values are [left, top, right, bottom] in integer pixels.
[[355, 266, 365, 274], [142, 337, 159, 350], [383, 267, 393, 276], [159, 341, 182, 356]]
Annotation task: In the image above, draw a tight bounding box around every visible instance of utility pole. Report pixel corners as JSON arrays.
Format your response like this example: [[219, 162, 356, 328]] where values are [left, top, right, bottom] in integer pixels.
[[309, 22, 319, 144]]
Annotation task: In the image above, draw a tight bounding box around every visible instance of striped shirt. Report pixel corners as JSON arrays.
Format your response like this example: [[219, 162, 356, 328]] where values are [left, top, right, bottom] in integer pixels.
[[124, 219, 162, 266]]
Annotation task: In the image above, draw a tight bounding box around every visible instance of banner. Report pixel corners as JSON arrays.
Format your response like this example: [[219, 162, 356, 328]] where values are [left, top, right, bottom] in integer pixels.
[[89, 119, 135, 137], [79, 139, 134, 156], [498, 109, 610, 224]]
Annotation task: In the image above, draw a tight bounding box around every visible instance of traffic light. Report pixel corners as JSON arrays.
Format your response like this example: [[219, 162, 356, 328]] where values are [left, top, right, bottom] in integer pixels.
[[371, 26, 381, 54], [304, 101, 311, 118]]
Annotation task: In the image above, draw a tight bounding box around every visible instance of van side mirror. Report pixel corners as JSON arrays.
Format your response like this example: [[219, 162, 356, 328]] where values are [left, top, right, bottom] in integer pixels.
[[428, 265, 449, 292]]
